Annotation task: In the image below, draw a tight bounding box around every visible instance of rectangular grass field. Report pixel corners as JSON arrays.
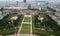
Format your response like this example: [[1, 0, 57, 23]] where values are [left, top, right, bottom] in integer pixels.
[[24, 17, 31, 22], [20, 24, 30, 34]]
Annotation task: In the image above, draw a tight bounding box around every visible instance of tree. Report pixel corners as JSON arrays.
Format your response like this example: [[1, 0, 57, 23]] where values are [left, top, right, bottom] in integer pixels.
[[28, 4, 31, 9], [0, 8, 4, 14]]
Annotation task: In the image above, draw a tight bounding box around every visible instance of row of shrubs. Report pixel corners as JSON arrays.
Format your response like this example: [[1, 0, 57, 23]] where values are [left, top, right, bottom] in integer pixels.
[[33, 13, 60, 36], [0, 13, 23, 35]]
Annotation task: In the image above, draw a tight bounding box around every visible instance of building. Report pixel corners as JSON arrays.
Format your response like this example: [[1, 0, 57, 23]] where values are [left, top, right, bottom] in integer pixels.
[[23, 0, 26, 3], [0, 11, 3, 19], [16, 1, 19, 7]]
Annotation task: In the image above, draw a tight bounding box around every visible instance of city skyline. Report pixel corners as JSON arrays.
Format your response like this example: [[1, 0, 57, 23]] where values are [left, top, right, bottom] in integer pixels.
[[0, 0, 60, 3], [0, 0, 47, 1]]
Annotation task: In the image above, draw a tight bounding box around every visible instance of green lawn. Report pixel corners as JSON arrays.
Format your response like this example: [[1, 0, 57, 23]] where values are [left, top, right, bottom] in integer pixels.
[[20, 24, 30, 34], [0, 13, 23, 35], [24, 17, 31, 22], [0, 28, 18, 35], [32, 14, 55, 36]]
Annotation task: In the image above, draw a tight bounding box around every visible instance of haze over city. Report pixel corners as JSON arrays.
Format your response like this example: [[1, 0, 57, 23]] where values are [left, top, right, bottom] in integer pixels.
[[0, 0, 60, 36], [0, 0, 60, 2]]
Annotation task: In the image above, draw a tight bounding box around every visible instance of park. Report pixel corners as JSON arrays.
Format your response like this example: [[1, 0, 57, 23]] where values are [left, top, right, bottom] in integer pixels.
[[0, 13, 60, 36]]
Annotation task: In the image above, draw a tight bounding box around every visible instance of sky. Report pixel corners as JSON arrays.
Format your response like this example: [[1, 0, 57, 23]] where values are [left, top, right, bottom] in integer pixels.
[[0, 0, 47, 1], [0, 0, 59, 3], [0, 0, 52, 1]]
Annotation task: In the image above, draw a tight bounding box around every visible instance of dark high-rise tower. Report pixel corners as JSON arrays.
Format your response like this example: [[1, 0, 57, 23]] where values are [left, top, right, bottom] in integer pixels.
[[16, 1, 19, 7], [23, 0, 26, 3]]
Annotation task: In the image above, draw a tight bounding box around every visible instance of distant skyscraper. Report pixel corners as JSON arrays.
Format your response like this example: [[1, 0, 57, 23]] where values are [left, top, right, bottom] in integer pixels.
[[16, 1, 19, 7], [23, 0, 26, 3]]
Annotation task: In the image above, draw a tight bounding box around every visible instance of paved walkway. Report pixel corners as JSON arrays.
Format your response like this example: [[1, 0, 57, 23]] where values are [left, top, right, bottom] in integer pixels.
[[23, 22, 32, 24], [0, 15, 37, 36], [31, 15, 32, 35], [17, 17, 24, 34], [4, 34, 38, 36], [17, 15, 33, 36]]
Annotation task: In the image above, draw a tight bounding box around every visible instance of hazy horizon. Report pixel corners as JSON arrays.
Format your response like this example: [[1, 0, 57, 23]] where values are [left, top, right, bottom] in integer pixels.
[[0, 0, 59, 3], [0, 0, 48, 1]]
